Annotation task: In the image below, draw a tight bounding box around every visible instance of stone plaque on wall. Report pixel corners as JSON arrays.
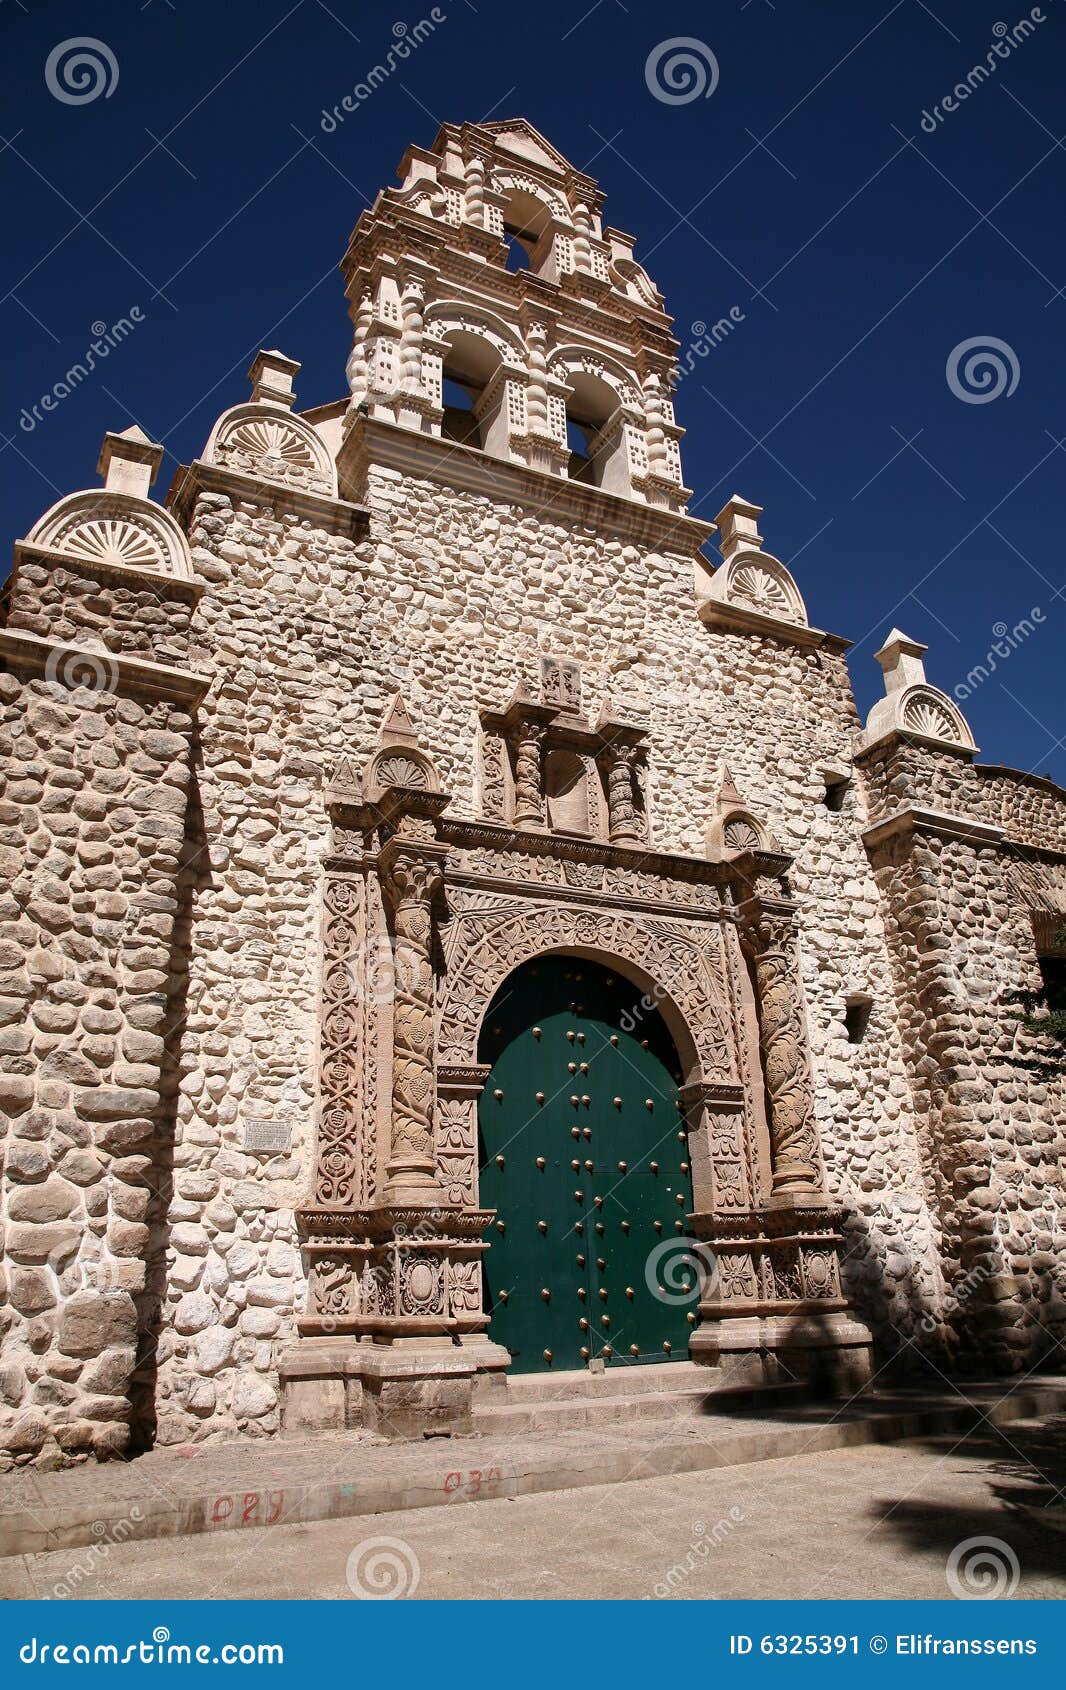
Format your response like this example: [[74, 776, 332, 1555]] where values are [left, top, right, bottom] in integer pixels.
[[243, 1117, 293, 1153]]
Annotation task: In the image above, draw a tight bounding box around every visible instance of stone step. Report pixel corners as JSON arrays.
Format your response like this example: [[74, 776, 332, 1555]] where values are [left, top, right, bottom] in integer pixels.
[[497, 1360, 706, 1402], [472, 1385, 724, 1435]]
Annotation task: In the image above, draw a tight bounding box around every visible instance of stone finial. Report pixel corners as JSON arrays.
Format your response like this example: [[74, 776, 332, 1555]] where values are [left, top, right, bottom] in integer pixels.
[[248, 349, 300, 410], [714, 494, 764, 561], [874, 629, 928, 695], [96, 426, 164, 499], [379, 692, 419, 748]]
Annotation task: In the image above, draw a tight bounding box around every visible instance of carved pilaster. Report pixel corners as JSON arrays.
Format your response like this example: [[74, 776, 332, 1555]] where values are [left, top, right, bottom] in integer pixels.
[[742, 896, 822, 1197], [681, 1080, 750, 1212], [436, 1062, 491, 1208], [604, 741, 641, 846], [378, 833, 448, 1205], [510, 718, 547, 830]]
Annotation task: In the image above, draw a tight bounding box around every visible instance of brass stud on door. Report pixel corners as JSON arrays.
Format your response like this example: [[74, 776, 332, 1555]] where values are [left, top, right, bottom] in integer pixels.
[[578, 1317, 589, 1331], [582, 1127, 592, 1140], [598, 1288, 608, 1301], [595, 1222, 605, 1235], [613, 1097, 623, 1109], [675, 1193, 685, 1205], [571, 1159, 581, 1172], [653, 1220, 662, 1232], [571, 1127, 581, 1140], [537, 1220, 548, 1233], [687, 1312, 696, 1324], [580, 1095, 591, 1107], [543, 1350, 553, 1363], [625, 1287, 635, 1300], [603, 1345, 614, 1357], [541, 1288, 551, 1301], [496, 1221, 506, 1233], [610, 1035, 619, 1046], [621, 1220, 630, 1234], [568, 1063, 577, 1075], [536, 1157, 546, 1170], [577, 1286, 586, 1300], [594, 1196, 603, 1208], [579, 1062, 589, 1074], [566, 1031, 575, 1043], [499, 1290, 509, 1303], [577, 1032, 586, 1044], [675, 1220, 685, 1233], [650, 1161, 660, 1174], [574, 1189, 584, 1201], [644, 1099, 654, 1111], [596, 1258, 605, 1270], [629, 1345, 640, 1357], [532, 1027, 542, 1039], [494, 1089, 504, 1101], [601, 1315, 610, 1328], [580, 1347, 590, 1360], [663, 1340, 672, 1354], [535, 1092, 545, 1105], [495, 1155, 505, 1168], [617, 1160, 628, 1173], [576, 1253, 586, 1266], [570, 1095, 580, 1107], [584, 1159, 594, 1172]]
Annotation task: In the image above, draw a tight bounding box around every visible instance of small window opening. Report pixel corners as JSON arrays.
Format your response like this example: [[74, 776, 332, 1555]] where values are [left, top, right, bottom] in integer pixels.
[[844, 996, 872, 1044], [823, 777, 850, 812], [502, 224, 533, 273]]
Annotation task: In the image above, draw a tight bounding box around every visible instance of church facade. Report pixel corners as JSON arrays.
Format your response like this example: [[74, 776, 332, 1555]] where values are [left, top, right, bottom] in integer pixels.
[[1, 120, 1063, 1465]]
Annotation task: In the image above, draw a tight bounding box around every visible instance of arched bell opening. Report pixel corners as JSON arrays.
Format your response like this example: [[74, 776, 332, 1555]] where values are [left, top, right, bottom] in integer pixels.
[[438, 329, 503, 451], [475, 953, 700, 1374]]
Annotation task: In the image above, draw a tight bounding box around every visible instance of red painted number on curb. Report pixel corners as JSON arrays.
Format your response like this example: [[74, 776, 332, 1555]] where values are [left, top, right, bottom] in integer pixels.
[[210, 1489, 285, 1528], [443, 1467, 503, 1499]]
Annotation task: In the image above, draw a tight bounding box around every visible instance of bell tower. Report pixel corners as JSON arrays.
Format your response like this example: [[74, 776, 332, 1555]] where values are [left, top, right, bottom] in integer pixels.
[[336, 118, 689, 512]]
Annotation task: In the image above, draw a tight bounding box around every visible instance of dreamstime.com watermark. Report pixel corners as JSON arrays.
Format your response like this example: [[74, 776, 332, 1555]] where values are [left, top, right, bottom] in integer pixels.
[[346, 1535, 421, 1599], [919, 12, 1046, 133], [673, 309, 746, 386], [645, 1237, 718, 1305], [45, 37, 119, 105], [19, 1628, 283, 1665], [320, 14, 446, 132], [946, 335, 1019, 404], [652, 1509, 745, 1598], [645, 38, 719, 105], [945, 1535, 1021, 1599], [952, 609, 1045, 700], [19, 311, 146, 433]]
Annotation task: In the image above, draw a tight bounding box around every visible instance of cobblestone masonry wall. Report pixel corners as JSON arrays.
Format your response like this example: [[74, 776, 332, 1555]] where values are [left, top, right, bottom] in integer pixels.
[[0, 663, 196, 1466], [139, 460, 950, 1449], [4, 451, 1065, 1462]]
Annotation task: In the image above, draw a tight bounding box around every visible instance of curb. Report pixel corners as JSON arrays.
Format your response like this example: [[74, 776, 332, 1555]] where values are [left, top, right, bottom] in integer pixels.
[[1, 1383, 1061, 1558]]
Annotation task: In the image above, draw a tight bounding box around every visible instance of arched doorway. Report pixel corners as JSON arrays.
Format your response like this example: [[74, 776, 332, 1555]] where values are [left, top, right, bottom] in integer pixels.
[[477, 955, 697, 1374]]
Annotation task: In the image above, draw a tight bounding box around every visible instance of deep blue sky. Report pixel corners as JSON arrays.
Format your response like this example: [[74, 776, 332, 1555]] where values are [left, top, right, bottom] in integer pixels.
[[3, 0, 1064, 779]]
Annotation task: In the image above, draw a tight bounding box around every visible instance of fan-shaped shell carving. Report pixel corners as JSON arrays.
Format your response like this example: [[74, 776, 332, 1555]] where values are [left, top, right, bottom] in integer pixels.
[[365, 747, 439, 798], [726, 556, 806, 625], [204, 404, 336, 496], [722, 813, 762, 852], [900, 687, 969, 746], [27, 491, 192, 579]]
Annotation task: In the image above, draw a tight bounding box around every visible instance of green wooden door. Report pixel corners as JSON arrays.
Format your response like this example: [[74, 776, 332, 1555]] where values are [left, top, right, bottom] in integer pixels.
[[478, 956, 697, 1374]]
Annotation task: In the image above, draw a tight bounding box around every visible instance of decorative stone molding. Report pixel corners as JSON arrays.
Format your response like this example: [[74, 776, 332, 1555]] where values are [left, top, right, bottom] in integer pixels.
[[27, 427, 194, 581], [706, 765, 774, 859], [0, 628, 210, 706], [203, 350, 338, 496], [699, 495, 814, 640], [858, 629, 977, 755]]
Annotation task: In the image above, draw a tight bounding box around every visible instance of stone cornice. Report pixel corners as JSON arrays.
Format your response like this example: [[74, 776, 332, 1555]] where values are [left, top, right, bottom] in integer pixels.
[[852, 726, 978, 764], [167, 459, 369, 540], [11, 541, 205, 602], [339, 416, 715, 553], [862, 805, 1006, 852], [0, 628, 211, 707], [697, 596, 851, 654], [439, 816, 732, 886]]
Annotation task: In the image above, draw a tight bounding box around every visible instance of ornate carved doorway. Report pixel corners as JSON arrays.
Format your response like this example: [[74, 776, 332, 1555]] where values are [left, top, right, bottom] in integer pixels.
[[477, 955, 696, 1374]]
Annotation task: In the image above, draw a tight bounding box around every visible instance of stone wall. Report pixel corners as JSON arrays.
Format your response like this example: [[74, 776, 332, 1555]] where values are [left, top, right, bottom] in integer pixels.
[[0, 657, 197, 1466]]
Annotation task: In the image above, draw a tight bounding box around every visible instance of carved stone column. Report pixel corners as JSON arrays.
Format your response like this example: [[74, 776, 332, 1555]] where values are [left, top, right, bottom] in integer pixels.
[[603, 742, 641, 846], [510, 718, 547, 830], [398, 276, 426, 392], [378, 829, 448, 1205], [742, 895, 822, 1197]]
